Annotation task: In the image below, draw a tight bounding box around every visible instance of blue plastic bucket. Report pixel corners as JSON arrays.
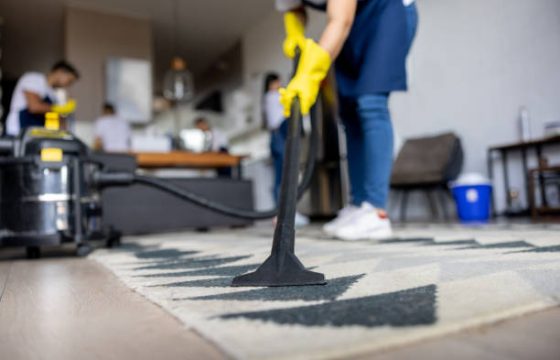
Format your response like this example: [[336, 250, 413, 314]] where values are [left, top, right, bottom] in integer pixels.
[[451, 184, 492, 223]]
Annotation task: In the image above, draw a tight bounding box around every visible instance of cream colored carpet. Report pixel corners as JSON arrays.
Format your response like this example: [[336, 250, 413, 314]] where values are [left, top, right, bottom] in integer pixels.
[[93, 224, 560, 359]]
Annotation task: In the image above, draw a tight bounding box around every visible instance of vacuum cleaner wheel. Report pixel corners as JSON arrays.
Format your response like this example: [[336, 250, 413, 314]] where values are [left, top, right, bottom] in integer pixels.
[[26, 246, 41, 259]]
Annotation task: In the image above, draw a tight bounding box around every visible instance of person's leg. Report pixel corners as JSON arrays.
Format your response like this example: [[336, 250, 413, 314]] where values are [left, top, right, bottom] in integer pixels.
[[340, 97, 366, 206], [272, 153, 283, 204], [270, 135, 282, 205], [356, 93, 393, 210]]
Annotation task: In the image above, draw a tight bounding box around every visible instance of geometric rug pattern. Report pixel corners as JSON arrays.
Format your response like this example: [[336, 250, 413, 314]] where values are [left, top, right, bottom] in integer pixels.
[[93, 224, 560, 359]]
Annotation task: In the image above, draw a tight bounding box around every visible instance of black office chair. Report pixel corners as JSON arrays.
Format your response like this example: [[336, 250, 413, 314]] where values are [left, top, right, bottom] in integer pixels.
[[391, 132, 464, 222]]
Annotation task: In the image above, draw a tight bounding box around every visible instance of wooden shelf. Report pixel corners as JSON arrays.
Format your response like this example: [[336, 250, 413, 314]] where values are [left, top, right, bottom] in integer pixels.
[[489, 135, 560, 152]]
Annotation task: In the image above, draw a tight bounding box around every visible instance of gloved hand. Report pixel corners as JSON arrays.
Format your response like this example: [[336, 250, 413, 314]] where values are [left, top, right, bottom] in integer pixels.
[[279, 39, 331, 117], [283, 11, 306, 59], [51, 99, 77, 116]]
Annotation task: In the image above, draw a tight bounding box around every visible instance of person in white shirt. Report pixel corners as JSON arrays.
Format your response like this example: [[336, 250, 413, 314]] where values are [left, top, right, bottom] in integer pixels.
[[194, 117, 233, 177], [94, 103, 131, 153], [194, 117, 228, 153], [5, 60, 79, 136], [263, 73, 287, 202]]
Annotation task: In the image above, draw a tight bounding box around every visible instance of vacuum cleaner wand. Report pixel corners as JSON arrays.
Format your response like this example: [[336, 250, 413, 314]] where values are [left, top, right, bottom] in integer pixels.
[[231, 51, 327, 286], [231, 98, 326, 287]]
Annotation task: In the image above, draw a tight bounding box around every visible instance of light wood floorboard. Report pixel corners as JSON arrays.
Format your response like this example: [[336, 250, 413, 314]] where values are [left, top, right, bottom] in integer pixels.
[[0, 250, 227, 360]]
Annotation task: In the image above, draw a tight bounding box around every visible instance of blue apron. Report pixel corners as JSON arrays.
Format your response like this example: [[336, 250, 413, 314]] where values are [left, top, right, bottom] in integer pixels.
[[19, 95, 53, 132], [303, 0, 409, 97]]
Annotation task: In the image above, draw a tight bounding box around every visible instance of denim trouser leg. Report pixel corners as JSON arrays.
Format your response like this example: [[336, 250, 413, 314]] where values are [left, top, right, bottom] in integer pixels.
[[357, 94, 393, 208], [341, 94, 394, 209]]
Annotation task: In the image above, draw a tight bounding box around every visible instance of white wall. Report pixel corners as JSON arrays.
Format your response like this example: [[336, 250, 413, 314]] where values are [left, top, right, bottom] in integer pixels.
[[241, 0, 560, 217]]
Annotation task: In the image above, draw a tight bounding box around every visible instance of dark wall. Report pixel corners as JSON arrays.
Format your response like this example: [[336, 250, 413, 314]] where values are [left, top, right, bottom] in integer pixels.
[[0, 0, 64, 80]]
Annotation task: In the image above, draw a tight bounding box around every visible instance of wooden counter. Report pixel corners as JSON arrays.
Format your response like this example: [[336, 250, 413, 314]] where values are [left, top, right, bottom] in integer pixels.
[[132, 151, 246, 169]]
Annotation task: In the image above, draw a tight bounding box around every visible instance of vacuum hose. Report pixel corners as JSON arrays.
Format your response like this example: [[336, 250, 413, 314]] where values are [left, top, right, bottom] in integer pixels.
[[95, 103, 319, 220]]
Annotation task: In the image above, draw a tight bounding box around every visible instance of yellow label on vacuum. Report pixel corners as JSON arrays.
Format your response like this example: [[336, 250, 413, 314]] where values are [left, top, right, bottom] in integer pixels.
[[29, 128, 70, 139], [45, 112, 60, 130], [41, 148, 63, 162]]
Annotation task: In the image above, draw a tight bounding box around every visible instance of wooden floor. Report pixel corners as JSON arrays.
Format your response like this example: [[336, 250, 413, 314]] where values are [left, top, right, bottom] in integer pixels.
[[0, 248, 225, 360], [0, 248, 559, 360]]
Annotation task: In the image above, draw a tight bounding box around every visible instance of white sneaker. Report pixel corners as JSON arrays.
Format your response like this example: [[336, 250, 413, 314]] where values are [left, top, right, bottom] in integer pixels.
[[334, 202, 393, 241], [323, 205, 359, 236], [295, 212, 310, 228]]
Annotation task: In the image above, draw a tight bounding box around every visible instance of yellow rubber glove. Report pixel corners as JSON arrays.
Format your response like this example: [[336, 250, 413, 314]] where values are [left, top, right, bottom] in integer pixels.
[[283, 11, 306, 59], [279, 39, 331, 117], [51, 99, 77, 116]]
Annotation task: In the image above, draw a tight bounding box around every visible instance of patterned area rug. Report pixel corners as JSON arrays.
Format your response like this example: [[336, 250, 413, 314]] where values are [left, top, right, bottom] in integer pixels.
[[93, 224, 560, 359]]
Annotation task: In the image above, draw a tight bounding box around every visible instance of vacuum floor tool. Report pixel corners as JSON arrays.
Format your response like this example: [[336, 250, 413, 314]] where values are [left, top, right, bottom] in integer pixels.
[[229, 52, 326, 287], [231, 97, 326, 287]]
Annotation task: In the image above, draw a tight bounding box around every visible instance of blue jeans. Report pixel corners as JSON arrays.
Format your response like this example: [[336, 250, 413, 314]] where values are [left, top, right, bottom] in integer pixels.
[[341, 94, 393, 209], [270, 120, 288, 204]]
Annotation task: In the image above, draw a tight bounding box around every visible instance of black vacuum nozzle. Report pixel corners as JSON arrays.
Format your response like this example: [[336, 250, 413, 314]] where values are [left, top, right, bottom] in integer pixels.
[[231, 251, 325, 287], [231, 98, 326, 287]]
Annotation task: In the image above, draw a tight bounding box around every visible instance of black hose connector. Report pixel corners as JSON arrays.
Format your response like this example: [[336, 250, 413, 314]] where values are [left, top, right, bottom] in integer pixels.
[[94, 172, 135, 187]]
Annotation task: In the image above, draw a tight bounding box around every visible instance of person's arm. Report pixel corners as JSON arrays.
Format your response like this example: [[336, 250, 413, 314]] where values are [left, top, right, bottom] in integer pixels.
[[93, 121, 104, 151], [23, 91, 52, 114], [93, 137, 103, 151], [318, 0, 357, 59], [278, 0, 357, 116], [24, 90, 77, 117]]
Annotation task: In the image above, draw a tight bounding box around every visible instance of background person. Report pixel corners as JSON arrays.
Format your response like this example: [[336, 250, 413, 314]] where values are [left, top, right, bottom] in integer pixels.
[[276, 0, 418, 240], [5, 60, 79, 136], [263, 73, 287, 203], [94, 103, 131, 152], [194, 117, 229, 153], [194, 117, 232, 177]]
